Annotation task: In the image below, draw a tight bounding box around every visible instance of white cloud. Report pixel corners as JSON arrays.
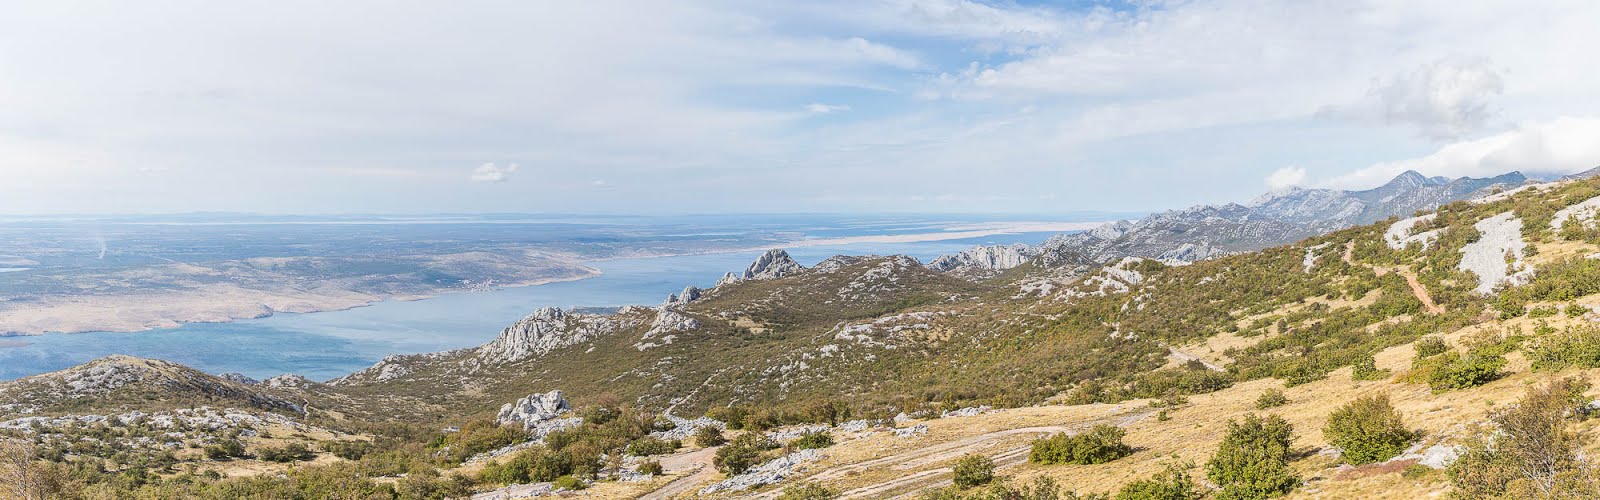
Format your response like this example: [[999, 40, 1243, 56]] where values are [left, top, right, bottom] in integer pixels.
[[1323, 117, 1600, 189], [469, 162, 518, 183], [1319, 57, 1505, 141], [1265, 166, 1307, 190], [806, 103, 851, 114]]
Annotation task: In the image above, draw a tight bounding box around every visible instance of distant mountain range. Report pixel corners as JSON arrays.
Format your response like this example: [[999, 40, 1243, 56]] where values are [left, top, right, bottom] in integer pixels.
[[931, 170, 1534, 275]]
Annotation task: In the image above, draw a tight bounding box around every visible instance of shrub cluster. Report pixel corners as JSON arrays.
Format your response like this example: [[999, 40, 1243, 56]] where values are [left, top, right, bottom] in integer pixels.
[[1206, 414, 1300, 500], [1029, 424, 1133, 465], [1322, 395, 1415, 465]]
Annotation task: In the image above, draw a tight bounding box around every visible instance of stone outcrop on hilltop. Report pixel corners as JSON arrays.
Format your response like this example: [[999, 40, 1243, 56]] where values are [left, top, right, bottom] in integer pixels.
[[926, 243, 1035, 276], [476, 307, 629, 364], [661, 285, 702, 308], [742, 249, 803, 280]]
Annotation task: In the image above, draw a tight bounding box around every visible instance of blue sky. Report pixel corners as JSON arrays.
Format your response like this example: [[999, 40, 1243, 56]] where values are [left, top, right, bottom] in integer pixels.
[[3, 1, 1600, 215]]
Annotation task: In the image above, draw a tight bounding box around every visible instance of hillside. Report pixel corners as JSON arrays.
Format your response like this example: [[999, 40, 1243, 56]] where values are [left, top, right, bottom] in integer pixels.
[[11, 173, 1600, 498]]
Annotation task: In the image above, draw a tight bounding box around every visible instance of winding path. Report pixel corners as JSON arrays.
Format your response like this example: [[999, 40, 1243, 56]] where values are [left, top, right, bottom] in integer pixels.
[[638, 446, 720, 500]]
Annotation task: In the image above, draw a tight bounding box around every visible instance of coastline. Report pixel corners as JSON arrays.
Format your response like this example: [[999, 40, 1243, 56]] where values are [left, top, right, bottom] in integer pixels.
[[0, 267, 602, 337]]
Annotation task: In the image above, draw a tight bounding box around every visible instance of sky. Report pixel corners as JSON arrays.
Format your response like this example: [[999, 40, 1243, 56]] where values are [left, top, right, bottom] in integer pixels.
[[3, 0, 1600, 215]]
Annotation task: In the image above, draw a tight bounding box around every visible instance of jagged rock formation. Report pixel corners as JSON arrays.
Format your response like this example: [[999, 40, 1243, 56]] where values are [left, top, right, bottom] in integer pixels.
[[262, 374, 317, 389], [496, 390, 571, 429], [742, 249, 803, 280], [926, 243, 1034, 276], [476, 307, 631, 364], [661, 285, 702, 308], [218, 373, 259, 385]]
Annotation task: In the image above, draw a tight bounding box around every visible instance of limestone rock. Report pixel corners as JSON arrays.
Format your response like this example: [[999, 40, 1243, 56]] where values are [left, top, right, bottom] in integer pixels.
[[496, 390, 571, 430], [743, 249, 803, 280]]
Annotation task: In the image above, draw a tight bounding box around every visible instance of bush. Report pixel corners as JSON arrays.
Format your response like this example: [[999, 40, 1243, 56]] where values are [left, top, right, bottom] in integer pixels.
[[714, 433, 776, 474], [1527, 324, 1600, 372], [638, 460, 663, 476], [257, 443, 315, 463], [552, 475, 586, 490], [1323, 394, 1415, 464], [203, 439, 246, 460], [695, 425, 727, 447], [791, 431, 833, 450], [951, 454, 995, 488], [1414, 337, 1449, 358], [1115, 462, 1203, 500], [1029, 424, 1133, 465], [1449, 378, 1599, 498], [779, 482, 839, 499], [1255, 389, 1288, 409], [1206, 414, 1300, 500], [706, 407, 750, 430], [1415, 352, 1506, 392], [625, 437, 679, 456], [1350, 355, 1390, 381], [320, 440, 374, 461]]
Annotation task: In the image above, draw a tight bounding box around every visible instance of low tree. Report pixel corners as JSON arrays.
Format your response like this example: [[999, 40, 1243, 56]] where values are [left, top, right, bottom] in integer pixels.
[[695, 425, 727, 447], [1449, 377, 1600, 498], [952, 454, 995, 488], [1323, 394, 1415, 464], [1115, 462, 1203, 500], [1206, 414, 1300, 500]]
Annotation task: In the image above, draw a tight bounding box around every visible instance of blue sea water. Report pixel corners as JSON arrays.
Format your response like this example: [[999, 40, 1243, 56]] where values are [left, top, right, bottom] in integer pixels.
[[0, 234, 1060, 381]]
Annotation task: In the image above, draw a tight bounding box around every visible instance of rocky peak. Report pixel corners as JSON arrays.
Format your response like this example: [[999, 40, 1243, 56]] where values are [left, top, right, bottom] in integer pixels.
[[714, 272, 742, 288], [262, 374, 317, 389], [743, 249, 803, 280], [218, 373, 259, 385], [661, 285, 702, 308], [476, 307, 580, 364], [927, 243, 1034, 275]]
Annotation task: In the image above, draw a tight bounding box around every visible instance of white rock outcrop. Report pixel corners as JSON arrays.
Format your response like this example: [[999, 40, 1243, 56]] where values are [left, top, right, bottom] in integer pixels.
[[661, 286, 702, 308], [1385, 214, 1441, 250], [927, 244, 1034, 274], [496, 390, 571, 430], [1459, 212, 1535, 295], [1552, 194, 1600, 232], [698, 448, 822, 494], [743, 249, 803, 280]]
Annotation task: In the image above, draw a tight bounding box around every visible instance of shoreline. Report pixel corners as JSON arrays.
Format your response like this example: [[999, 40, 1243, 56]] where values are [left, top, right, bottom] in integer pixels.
[[0, 267, 602, 338], [0, 221, 1106, 337]]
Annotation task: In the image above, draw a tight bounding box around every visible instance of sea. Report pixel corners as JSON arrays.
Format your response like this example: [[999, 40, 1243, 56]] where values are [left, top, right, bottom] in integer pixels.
[[0, 233, 1066, 381]]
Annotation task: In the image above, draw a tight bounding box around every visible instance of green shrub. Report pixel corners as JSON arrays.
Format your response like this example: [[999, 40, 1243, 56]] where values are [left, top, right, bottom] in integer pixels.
[[203, 439, 246, 460], [257, 443, 314, 463], [1414, 337, 1449, 358], [791, 431, 833, 450], [951, 454, 995, 488], [1527, 324, 1600, 372], [624, 437, 679, 456], [707, 407, 750, 430], [637, 460, 663, 476], [1255, 389, 1288, 409], [1115, 462, 1203, 500], [1414, 352, 1505, 392], [1206, 414, 1300, 500], [714, 433, 776, 474], [320, 440, 374, 461], [778, 482, 839, 499], [1029, 424, 1133, 465], [552, 475, 586, 490], [1566, 304, 1590, 317], [1350, 355, 1390, 381], [695, 425, 727, 447], [1323, 394, 1415, 464]]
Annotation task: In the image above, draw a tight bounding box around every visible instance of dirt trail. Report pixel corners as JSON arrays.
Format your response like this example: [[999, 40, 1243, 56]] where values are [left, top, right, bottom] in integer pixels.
[[1400, 270, 1445, 314], [756, 410, 1151, 499], [1345, 240, 1443, 314], [638, 446, 720, 500]]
